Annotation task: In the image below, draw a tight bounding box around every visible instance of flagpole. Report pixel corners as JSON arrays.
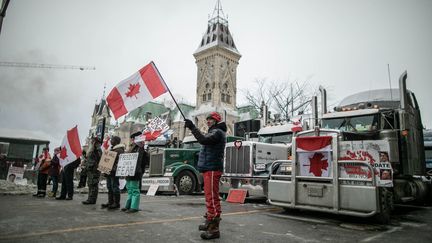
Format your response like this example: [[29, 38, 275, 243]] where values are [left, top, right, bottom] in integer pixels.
[[151, 61, 186, 120]]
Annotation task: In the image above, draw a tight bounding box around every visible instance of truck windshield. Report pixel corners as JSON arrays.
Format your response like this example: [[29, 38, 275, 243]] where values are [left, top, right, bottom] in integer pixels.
[[182, 142, 201, 149], [322, 114, 379, 132], [258, 132, 293, 144]]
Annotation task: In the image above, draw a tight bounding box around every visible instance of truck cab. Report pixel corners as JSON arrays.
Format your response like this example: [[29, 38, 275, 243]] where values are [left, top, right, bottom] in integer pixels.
[[221, 122, 303, 197], [142, 136, 202, 195]]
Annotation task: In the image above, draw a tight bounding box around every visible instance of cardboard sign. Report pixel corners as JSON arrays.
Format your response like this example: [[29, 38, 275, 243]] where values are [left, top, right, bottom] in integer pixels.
[[226, 189, 248, 204], [7, 165, 25, 183], [115, 153, 139, 177], [97, 150, 118, 174], [146, 184, 159, 196]]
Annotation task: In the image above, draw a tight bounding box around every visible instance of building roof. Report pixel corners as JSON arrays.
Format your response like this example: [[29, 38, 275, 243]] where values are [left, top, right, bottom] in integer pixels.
[[194, 1, 240, 56]]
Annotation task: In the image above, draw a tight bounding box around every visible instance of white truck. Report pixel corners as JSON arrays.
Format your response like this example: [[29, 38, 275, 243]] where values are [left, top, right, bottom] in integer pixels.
[[220, 122, 302, 197]]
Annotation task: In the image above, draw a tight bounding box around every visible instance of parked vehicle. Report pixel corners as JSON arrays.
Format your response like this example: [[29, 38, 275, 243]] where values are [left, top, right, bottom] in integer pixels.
[[268, 71, 431, 223]]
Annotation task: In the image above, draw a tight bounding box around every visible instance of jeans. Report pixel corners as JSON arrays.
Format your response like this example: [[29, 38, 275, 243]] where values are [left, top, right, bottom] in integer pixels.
[[51, 175, 59, 193], [106, 175, 120, 195]]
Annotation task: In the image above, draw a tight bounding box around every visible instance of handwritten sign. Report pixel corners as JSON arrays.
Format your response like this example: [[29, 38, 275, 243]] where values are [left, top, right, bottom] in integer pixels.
[[115, 153, 139, 177], [226, 189, 248, 204], [97, 150, 117, 174]]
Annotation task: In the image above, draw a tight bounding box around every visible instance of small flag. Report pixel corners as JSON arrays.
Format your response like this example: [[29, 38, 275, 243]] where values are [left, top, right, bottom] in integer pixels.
[[107, 62, 168, 120], [59, 126, 82, 167]]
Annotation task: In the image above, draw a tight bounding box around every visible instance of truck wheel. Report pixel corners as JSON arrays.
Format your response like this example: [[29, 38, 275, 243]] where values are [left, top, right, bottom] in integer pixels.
[[375, 187, 394, 224], [175, 170, 197, 195]]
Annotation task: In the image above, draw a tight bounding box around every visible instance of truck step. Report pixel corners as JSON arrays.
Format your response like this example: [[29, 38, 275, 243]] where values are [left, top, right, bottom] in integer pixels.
[[400, 197, 415, 202]]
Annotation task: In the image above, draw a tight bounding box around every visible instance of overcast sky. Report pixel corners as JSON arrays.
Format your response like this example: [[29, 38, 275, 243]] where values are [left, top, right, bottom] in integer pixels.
[[0, 0, 431, 147]]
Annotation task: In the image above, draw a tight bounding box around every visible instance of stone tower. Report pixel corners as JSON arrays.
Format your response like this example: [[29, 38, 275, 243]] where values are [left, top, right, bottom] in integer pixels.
[[192, 0, 241, 134]]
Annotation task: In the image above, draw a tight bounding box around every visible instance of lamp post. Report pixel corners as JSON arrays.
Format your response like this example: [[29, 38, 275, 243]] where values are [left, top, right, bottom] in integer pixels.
[[0, 0, 11, 36]]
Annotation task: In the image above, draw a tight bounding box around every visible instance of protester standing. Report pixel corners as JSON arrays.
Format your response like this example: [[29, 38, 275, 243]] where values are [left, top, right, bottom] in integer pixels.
[[48, 147, 61, 197], [33, 147, 51, 198], [121, 132, 148, 213], [184, 112, 226, 240], [77, 150, 87, 188], [101, 136, 125, 210], [56, 157, 80, 200], [82, 137, 102, 205]]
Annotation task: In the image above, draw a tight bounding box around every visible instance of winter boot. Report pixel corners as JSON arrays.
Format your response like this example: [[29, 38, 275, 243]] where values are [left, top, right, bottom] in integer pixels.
[[200, 217, 221, 240], [101, 192, 113, 209], [199, 219, 211, 231], [121, 199, 131, 212], [108, 193, 121, 210]]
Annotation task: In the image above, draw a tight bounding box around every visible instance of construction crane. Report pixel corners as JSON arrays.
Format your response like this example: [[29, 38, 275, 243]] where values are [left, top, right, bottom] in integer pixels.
[[0, 61, 96, 71]]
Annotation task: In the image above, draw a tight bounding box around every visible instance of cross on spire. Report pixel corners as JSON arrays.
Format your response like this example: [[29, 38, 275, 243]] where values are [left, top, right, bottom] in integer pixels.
[[210, 0, 227, 24]]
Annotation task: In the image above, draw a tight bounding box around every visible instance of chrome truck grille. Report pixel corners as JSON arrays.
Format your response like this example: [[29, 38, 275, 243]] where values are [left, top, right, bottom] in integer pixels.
[[149, 152, 164, 176], [225, 145, 251, 175]]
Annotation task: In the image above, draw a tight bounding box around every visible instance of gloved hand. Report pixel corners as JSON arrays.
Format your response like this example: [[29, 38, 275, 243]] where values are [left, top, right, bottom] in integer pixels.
[[184, 119, 195, 130]]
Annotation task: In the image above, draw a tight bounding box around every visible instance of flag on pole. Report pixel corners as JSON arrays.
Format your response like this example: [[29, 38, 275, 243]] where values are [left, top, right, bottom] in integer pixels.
[[106, 62, 168, 120], [101, 136, 111, 152], [59, 126, 83, 167], [296, 136, 332, 177]]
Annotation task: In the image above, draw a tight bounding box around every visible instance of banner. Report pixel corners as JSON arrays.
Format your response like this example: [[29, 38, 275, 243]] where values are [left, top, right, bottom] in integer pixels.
[[338, 140, 393, 187], [115, 153, 139, 177], [97, 150, 117, 174], [135, 116, 170, 142]]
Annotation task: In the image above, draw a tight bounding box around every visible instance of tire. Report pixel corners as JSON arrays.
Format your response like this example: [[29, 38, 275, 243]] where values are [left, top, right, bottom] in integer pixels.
[[175, 170, 197, 195], [375, 187, 394, 224]]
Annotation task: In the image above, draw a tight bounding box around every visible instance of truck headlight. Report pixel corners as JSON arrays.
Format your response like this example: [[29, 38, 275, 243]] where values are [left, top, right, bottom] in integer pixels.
[[280, 164, 292, 172]]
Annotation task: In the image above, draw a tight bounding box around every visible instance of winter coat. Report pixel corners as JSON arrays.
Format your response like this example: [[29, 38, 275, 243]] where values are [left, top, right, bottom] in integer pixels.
[[110, 144, 125, 176], [126, 145, 148, 181], [86, 146, 102, 172], [190, 122, 227, 172], [48, 155, 60, 176], [38, 152, 52, 175]]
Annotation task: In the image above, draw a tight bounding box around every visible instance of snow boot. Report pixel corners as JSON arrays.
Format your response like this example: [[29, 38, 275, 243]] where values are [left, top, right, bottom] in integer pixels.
[[200, 217, 221, 240], [101, 192, 113, 209], [108, 193, 120, 210]]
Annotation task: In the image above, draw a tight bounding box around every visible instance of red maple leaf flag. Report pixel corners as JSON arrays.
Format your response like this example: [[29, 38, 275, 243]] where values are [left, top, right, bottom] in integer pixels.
[[296, 136, 332, 177], [101, 136, 111, 152], [59, 126, 82, 167], [106, 62, 168, 120], [125, 83, 141, 99]]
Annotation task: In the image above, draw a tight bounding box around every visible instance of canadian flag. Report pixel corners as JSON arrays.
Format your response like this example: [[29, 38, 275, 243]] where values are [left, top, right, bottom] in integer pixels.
[[107, 62, 168, 120], [101, 136, 111, 152], [59, 126, 83, 167], [296, 136, 332, 177], [291, 117, 303, 132]]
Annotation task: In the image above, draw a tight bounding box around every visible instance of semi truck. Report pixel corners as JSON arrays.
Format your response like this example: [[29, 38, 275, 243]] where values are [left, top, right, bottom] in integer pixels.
[[220, 122, 304, 197], [142, 136, 201, 195], [268, 71, 431, 222], [142, 135, 243, 195]]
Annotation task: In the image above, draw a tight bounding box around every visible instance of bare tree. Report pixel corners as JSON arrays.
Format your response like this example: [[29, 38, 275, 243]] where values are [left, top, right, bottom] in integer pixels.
[[243, 78, 319, 121]]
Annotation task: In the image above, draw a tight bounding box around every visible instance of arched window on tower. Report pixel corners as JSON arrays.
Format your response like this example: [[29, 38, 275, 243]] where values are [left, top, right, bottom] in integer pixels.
[[207, 93, 212, 100], [221, 94, 226, 102], [202, 93, 206, 102], [226, 95, 231, 104], [212, 34, 216, 42]]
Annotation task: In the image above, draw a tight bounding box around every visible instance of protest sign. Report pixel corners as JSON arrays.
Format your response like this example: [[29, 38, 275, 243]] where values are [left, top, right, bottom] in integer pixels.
[[7, 165, 25, 183], [97, 150, 117, 174], [115, 153, 139, 177]]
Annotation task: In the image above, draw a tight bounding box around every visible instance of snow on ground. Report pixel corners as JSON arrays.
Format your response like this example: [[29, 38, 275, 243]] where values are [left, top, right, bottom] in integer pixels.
[[0, 179, 108, 195]]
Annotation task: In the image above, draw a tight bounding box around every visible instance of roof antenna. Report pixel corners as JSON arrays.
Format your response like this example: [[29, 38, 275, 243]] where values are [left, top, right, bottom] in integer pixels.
[[387, 64, 393, 101]]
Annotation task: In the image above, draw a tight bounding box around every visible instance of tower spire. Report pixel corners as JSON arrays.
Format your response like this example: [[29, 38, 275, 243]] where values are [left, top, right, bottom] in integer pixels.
[[211, 0, 226, 23], [102, 82, 106, 100]]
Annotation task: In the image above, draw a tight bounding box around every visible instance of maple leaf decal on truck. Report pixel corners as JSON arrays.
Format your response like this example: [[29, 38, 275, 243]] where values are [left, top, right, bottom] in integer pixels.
[[125, 83, 141, 99]]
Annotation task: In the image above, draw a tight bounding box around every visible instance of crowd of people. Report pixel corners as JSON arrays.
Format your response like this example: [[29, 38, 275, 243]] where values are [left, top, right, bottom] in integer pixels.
[[32, 133, 148, 214], [29, 111, 226, 240]]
